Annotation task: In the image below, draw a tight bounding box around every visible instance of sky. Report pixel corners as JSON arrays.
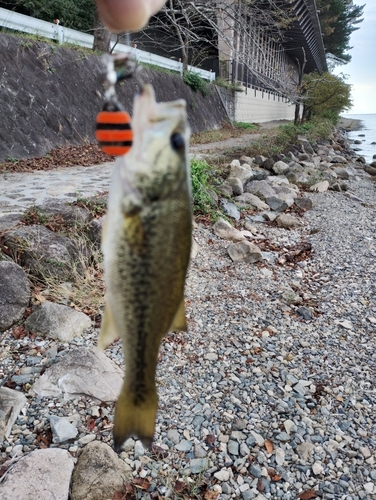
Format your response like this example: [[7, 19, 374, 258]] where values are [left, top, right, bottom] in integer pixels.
[[333, 1, 376, 114]]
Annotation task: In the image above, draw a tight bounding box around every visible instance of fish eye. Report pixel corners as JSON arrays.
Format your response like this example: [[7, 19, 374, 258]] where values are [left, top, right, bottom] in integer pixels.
[[170, 132, 185, 152]]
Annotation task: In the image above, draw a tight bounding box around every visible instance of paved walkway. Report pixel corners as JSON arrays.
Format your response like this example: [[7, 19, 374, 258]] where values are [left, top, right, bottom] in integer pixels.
[[0, 162, 114, 215], [0, 120, 290, 216]]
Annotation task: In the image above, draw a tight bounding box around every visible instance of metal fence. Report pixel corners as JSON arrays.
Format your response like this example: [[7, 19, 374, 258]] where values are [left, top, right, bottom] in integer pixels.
[[0, 7, 215, 82]]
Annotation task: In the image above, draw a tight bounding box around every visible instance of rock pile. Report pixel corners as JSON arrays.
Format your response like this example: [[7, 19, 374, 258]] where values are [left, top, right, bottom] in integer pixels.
[[1, 126, 376, 499], [208, 131, 370, 266]]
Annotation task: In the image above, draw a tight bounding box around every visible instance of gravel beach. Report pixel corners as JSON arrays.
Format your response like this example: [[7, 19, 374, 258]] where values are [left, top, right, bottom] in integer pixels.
[[1, 138, 376, 499]]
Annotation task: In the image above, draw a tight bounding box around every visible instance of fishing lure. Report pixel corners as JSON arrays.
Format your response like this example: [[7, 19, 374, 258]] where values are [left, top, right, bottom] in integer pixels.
[[95, 53, 136, 156]]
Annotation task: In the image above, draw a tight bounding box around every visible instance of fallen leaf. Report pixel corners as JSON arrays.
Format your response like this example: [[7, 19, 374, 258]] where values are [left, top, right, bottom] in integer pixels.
[[257, 479, 264, 491], [204, 490, 219, 500], [264, 439, 274, 454], [174, 480, 187, 493], [205, 434, 216, 445], [132, 478, 150, 491], [150, 444, 168, 459], [112, 491, 125, 500], [298, 490, 318, 499], [11, 326, 30, 339], [271, 474, 282, 481]]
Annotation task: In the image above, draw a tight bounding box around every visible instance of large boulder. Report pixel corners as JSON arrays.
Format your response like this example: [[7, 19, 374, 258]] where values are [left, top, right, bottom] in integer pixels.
[[213, 218, 244, 242], [4, 225, 89, 282], [244, 180, 276, 201], [37, 199, 91, 226], [364, 165, 376, 176], [254, 155, 266, 166], [0, 261, 30, 331], [70, 441, 132, 500], [334, 168, 350, 180], [295, 197, 313, 211], [272, 160, 290, 175], [0, 212, 23, 232], [297, 138, 314, 155], [220, 200, 241, 220], [24, 302, 91, 342], [227, 241, 262, 263], [33, 347, 123, 402], [309, 180, 329, 192], [229, 163, 253, 185], [265, 196, 292, 212], [234, 193, 269, 211], [225, 176, 244, 196], [0, 387, 27, 442], [273, 185, 299, 199], [251, 168, 269, 181], [276, 214, 303, 229], [0, 448, 74, 500]]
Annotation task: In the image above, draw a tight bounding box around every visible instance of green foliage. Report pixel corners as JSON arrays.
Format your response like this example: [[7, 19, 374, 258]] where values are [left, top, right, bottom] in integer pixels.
[[5, 0, 95, 32], [234, 122, 256, 131], [190, 159, 217, 215], [6, 155, 18, 163], [301, 72, 352, 121], [74, 196, 107, 217], [317, 0, 364, 64], [276, 119, 333, 145], [234, 118, 334, 158], [183, 71, 208, 95], [21, 206, 49, 225], [214, 78, 244, 93]]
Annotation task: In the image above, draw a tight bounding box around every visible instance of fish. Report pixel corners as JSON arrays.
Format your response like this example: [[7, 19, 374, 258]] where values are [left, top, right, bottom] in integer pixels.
[[98, 84, 192, 450]]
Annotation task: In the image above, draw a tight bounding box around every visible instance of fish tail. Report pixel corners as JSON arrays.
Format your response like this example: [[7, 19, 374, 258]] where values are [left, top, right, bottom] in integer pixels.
[[113, 382, 158, 451]]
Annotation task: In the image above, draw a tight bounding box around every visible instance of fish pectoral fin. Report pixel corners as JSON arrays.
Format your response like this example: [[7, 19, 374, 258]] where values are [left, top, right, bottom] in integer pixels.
[[169, 298, 187, 332], [98, 302, 119, 349], [113, 385, 158, 451]]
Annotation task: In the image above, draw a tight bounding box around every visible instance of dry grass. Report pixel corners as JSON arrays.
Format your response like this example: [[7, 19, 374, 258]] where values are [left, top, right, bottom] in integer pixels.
[[29, 232, 105, 324], [12, 205, 106, 323], [191, 122, 258, 145]]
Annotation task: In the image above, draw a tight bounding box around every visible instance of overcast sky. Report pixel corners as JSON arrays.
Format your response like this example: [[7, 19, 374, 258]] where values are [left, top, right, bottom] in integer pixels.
[[333, 1, 376, 115]]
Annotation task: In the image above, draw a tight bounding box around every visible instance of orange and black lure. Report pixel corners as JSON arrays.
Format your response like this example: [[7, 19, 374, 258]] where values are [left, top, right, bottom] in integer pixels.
[[95, 103, 133, 156], [95, 53, 136, 157]]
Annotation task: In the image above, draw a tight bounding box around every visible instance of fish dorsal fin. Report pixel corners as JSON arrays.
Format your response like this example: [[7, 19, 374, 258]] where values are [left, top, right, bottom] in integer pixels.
[[98, 300, 119, 349], [169, 298, 187, 332]]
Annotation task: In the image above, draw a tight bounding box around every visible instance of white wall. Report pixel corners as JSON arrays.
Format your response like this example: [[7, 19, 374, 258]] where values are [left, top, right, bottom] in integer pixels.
[[235, 87, 295, 123]]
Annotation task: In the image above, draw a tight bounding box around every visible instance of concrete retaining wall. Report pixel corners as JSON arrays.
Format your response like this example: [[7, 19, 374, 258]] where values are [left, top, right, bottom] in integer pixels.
[[235, 87, 295, 123], [0, 34, 228, 161]]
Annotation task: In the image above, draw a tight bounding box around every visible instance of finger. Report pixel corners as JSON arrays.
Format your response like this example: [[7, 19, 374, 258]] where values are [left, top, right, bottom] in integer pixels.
[[95, 0, 166, 33]]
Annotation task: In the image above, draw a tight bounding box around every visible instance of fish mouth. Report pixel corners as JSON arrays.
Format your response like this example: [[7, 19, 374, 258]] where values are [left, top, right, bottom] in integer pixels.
[[129, 84, 188, 168], [133, 84, 186, 129]]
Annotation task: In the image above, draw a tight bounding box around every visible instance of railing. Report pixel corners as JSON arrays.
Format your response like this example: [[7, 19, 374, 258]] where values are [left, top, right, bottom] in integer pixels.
[[0, 7, 215, 82]]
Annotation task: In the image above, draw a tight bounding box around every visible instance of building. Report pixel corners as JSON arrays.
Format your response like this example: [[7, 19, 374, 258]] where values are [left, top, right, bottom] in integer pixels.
[[132, 0, 328, 122]]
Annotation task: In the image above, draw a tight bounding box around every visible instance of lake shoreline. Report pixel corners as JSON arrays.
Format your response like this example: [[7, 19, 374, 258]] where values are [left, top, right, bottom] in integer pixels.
[[337, 116, 363, 131]]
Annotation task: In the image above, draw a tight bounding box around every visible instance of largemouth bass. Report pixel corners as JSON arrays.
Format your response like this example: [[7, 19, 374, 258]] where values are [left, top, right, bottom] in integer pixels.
[[98, 84, 192, 450]]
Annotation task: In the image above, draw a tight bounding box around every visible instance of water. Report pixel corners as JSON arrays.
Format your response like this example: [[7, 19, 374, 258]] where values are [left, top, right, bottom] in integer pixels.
[[343, 113, 376, 164]]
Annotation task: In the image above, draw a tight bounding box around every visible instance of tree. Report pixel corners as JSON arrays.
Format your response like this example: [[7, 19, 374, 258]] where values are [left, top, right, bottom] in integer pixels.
[[2, 0, 110, 53], [316, 0, 364, 64], [92, 8, 111, 52], [2, 0, 95, 32], [133, 0, 297, 96], [299, 72, 352, 122]]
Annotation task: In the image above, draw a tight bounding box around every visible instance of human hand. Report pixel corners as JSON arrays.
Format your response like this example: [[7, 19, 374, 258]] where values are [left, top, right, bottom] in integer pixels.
[[95, 0, 166, 32]]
